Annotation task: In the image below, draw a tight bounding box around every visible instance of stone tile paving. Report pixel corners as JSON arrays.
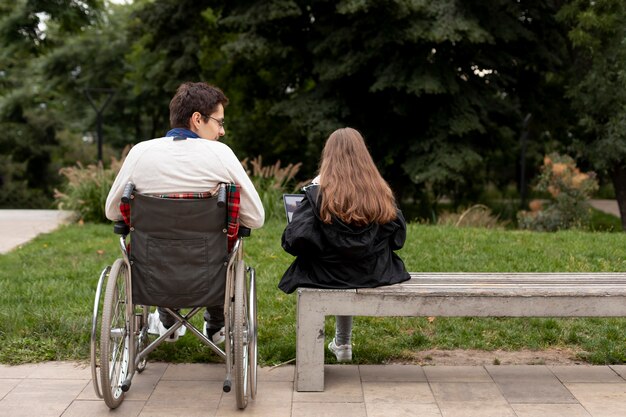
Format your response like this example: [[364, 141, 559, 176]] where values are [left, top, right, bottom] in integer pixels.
[[1, 362, 626, 416]]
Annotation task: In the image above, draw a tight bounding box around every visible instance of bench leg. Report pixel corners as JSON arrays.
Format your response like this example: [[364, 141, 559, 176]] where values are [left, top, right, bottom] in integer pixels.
[[296, 305, 325, 391]]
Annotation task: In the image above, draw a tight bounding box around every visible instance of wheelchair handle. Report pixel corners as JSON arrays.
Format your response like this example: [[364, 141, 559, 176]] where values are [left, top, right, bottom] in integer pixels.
[[217, 184, 227, 208], [238, 227, 251, 237], [121, 182, 135, 203]]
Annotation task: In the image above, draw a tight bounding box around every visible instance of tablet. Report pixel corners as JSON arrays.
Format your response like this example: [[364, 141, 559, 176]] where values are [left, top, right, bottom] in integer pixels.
[[283, 194, 305, 223]]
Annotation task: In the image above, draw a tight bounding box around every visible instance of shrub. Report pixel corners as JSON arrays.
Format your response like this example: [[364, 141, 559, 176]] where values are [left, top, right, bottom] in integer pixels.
[[518, 153, 598, 231], [55, 152, 304, 224], [54, 150, 126, 223], [241, 156, 303, 221], [0, 155, 56, 209], [437, 204, 505, 228]]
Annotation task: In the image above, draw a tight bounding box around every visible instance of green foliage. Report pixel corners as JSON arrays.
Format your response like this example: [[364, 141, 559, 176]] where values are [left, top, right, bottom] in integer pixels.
[[556, 0, 626, 228], [54, 157, 122, 223], [557, 0, 626, 169], [52, 150, 303, 224], [518, 153, 599, 231], [241, 155, 303, 221], [0, 154, 52, 208], [121, 0, 226, 142], [437, 204, 505, 229], [4, 0, 626, 228], [0, 0, 107, 207], [222, 0, 570, 203], [589, 207, 623, 232]]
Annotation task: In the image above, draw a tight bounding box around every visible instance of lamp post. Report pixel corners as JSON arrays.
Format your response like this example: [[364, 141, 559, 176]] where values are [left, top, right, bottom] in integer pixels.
[[84, 88, 115, 164]]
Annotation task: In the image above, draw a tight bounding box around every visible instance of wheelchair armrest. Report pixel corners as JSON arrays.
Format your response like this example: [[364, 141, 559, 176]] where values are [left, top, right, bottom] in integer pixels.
[[114, 221, 130, 235], [238, 226, 251, 237]]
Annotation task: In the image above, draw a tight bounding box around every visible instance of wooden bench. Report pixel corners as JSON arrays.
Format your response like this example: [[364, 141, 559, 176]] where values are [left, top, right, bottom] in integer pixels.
[[295, 272, 626, 391]]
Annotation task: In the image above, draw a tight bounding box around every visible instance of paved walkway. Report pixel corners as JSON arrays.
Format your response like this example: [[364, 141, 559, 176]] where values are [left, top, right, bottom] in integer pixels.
[[589, 199, 620, 217], [0, 210, 74, 254], [1, 362, 626, 416]]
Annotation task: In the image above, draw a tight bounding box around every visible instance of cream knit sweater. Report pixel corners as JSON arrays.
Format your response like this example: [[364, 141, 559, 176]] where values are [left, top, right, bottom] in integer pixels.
[[105, 137, 264, 229]]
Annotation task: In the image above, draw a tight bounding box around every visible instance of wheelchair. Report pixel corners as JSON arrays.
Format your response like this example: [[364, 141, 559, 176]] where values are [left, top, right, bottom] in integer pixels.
[[90, 183, 257, 410]]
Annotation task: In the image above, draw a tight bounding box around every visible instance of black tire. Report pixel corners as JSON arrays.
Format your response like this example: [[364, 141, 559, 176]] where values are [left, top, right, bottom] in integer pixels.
[[247, 267, 258, 399], [90, 265, 110, 399], [100, 259, 131, 409], [233, 260, 249, 409]]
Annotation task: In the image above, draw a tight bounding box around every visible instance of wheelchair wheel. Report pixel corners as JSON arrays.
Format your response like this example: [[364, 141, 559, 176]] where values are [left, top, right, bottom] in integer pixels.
[[100, 258, 131, 409], [233, 260, 250, 409], [90, 265, 110, 399], [247, 266, 258, 400]]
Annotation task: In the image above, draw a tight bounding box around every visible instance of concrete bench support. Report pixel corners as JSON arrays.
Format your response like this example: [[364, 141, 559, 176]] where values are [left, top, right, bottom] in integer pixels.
[[295, 272, 626, 392]]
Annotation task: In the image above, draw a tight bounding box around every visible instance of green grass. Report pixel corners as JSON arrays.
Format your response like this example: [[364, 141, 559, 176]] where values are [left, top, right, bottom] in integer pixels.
[[1, 220, 626, 365], [589, 208, 623, 232]]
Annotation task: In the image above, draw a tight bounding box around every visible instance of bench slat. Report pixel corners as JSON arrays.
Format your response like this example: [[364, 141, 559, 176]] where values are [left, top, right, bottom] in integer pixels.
[[353, 274, 626, 296], [409, 272, 626, 282]]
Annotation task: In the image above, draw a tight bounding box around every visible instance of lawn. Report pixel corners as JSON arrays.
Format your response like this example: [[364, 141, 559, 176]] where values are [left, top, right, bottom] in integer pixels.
[[1, 219, 625, 365]]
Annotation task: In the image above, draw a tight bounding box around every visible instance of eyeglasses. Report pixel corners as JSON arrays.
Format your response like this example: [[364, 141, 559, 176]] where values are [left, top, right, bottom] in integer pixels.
[[200, 114, 225, 128]]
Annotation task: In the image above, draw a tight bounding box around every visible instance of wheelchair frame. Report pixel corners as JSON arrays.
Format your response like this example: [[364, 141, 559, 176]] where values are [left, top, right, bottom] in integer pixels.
[[90, 188, 257, 410]]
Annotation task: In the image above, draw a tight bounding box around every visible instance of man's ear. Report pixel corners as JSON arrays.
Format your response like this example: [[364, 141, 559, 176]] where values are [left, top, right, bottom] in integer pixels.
[[189, 112, 202, 130]]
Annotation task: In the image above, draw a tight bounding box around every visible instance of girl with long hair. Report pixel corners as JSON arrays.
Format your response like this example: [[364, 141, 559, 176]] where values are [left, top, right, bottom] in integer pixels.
[[279, 127, 410, 362]]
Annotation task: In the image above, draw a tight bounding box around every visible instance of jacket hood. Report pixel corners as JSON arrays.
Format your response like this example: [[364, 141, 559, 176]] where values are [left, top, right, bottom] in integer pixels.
[[304, 185, 388, 259]]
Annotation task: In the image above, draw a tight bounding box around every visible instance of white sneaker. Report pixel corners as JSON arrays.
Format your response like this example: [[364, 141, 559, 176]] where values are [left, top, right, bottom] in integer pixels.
[[204, 322, 225, 344], [328, 338, 352, 362], [148, 311, 186, 342], [147, 311, 160, 335], [157, 321, 180, 342]]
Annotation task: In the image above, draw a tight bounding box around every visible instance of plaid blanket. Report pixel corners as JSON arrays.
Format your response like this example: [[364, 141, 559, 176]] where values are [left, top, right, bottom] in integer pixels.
[[224, 184, 240, 251], [120, 200, 131, 225], [155, 191, 213, 199], [119, 185, 240, 251]]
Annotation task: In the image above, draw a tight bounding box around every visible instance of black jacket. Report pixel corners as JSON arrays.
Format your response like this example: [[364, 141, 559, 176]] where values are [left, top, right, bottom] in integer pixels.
[[278, 185, 410, 294]]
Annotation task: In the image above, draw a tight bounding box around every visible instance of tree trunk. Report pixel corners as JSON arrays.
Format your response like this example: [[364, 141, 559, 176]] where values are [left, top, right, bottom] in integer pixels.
[[610, 164, 626, 231]]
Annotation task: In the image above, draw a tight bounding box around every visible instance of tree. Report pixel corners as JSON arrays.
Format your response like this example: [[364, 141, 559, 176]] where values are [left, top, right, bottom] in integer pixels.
[[0, 0, 581, 214], [0, 0, 104, 207], [120, 0, 234, 142], [557, 0, 626, 229], [220, 0, 570, 211]]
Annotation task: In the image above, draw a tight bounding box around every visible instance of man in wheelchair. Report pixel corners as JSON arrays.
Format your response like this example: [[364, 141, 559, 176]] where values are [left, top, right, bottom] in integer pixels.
[[104, 82, 264, 348]]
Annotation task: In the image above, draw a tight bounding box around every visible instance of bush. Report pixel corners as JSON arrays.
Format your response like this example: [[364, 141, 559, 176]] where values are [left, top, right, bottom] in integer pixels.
[[589, 208, 622, 232], [0, 155, 55, 209], [518, 153, 598, 231], [55, 152, 304, 224], [241, 156, 303, 221], [437, 204, 505, 228], [54, 151, 126, 223]]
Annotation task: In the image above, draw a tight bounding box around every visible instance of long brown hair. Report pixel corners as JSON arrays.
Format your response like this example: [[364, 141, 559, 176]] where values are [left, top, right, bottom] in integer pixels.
[[318, 127, 397, 225]]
